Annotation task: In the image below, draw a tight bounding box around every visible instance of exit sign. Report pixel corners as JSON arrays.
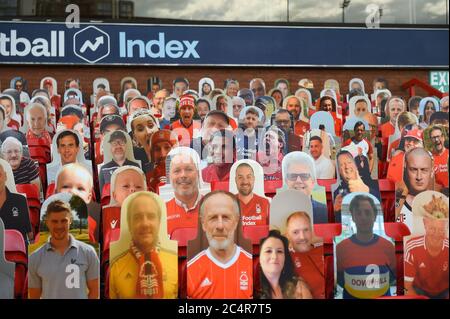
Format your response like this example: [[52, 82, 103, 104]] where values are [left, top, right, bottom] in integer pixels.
[[429, 71, 449, 93]]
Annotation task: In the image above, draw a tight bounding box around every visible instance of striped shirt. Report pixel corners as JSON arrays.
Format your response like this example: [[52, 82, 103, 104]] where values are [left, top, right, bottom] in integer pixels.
[[12, 157, 39, 185]]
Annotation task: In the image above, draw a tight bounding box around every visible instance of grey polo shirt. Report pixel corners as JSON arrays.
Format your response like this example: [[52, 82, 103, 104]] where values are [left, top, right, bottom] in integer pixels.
[[28, 235, 99, 299]]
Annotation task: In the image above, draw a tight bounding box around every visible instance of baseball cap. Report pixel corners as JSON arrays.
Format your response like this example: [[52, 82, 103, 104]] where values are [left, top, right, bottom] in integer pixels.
[[100, 115, 126, 133], [298, 78, 314, 89], [150, 129, 179, 147], [404, 128, 423, 141], [109, 130, 127, 143], [43, 79, 53, 85]]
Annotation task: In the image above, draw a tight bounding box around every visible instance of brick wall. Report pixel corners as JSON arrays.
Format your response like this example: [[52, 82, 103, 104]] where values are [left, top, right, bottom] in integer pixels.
[[0, 65, 432, 99]]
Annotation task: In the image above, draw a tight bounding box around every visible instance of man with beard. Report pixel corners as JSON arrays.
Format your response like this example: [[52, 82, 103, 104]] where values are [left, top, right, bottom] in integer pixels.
[[286, 211, 325, 299], [429, 126, 448, 188], [343, 121, 374, 173], [283, 95, 309, 138], [333, 151, 380, 221], [234, 163, 269, 227], [165, 150, 202, 234], [273, 109, 302, 153], [282, 152, 328, 224], [187, 190, 252, 298], [109, 192, 177, 299], [202, 129, 235, 183], [99, 130, 140, 193], [309, 136, 335, 179], [28, 200, 99, 299], [396, 148, 434, 230]]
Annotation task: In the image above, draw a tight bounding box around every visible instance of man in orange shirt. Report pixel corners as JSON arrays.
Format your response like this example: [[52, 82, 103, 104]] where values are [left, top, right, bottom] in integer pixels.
[[187, 191, 253, 299], [286, 211, 325, 299], [201, 129, 235, 183], [283, 96, 309, 138], [429, 126, 449, 188], [234, 163, 269, 227], [387, 128, 423, 183], [170, 94, 201, 147], [165, 150, 202, 235]]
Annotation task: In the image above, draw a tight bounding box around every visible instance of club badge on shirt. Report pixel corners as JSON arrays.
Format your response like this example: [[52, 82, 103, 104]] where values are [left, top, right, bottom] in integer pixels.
[[256, 203, 261, 214], [12, 207, 19, 217]]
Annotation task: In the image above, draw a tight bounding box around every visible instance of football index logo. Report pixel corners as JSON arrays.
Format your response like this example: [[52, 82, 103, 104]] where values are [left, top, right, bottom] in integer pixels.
[[73, 26, 110, 63]]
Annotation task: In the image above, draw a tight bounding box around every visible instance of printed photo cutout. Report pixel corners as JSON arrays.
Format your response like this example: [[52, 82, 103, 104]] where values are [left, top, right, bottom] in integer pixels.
[[404, 191, 448, 298], [0, 158, 33, 245], [387, 111, 419, 162], [342, 118, 376, 177], [349, 78, 366, 94], [348, 96, 371, 118], [418, 97, 440, 129], [423, 124, 449, 189], [0, 218, 15, 299], [20, 103, 52, 143], [395, 148, 435, 231], [269, 190, 325, 299], [250, 78, 267, 99], [255, 96, 277, 126], [238, 88, 255, 106], [11, 76, 30, 105], [280, 152, 328, 224], [159, 147, 211, 237], [230, 96, 246, 124], [109, 191, 177, 299], [102, 166, 147, 246], [47, 129, 92, 185], [0, 93, 22, 131], [236, 106, 265, 161], [324, 79, 340, 96], [310, 111, 340, 158], [28, 193, 100, 299], [373, 89, 392, 115], [256, 126, 285, 181], [274, 78, 290, 98], [160, 97, 178, 128], [211, 94, 232, 114], [334, 192, 396, 299], [63, 88, 84, 107], [40, 76, 58, 98], [332, 149, 381, 223], [229, 159, 270, 228], [295, 88, 313, 114], [198, 77, 214, 98], [282, 95, 309, 137], [187, 190, 253, 299], [303, 128, 336, 179], [99, 130, 141, 196], [320, 88, 342, 120]]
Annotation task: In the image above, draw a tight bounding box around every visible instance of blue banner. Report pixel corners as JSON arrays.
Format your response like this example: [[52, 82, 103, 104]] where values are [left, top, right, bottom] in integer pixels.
[[0, 21, 448, 67]]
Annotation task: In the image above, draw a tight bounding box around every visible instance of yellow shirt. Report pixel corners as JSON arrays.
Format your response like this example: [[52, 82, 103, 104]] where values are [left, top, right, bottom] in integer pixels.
[[109, 249, 178, 299]]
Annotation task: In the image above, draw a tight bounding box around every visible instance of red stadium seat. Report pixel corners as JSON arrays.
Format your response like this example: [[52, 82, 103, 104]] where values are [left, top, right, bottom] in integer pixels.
[[317, 179, 337, 222], [314, 222, 341, 299], [379, 179, 396, 222], [210, 181, 229, 191], [16, 184, 41, 237], [101, 183, 111, 207], [243, 225, 269, 255], [171, 227, 197, 299], [4, 229, 27, 299], [384, 222, 411, 295], [264, 180, 282, 197], [102, 206, 121, 246]]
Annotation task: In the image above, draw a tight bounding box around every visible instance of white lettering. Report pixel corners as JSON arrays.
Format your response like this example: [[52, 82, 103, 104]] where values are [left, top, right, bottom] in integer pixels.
[[65, 264, 80, 289], [0, 30, 64, 58]]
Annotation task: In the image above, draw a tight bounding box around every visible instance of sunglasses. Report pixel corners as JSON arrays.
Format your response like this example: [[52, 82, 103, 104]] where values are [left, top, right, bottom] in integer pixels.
[[286, 173, 311, 182]]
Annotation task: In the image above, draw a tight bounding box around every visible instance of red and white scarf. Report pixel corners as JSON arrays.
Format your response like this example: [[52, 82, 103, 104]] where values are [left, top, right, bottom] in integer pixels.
[[130, 243, 164, 299]]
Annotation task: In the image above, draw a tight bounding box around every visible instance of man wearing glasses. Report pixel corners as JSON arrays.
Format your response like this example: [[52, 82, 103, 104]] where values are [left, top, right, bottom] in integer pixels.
[[273, 109, 301, 153], [429, 126, 448, 188], [282, 152, 328, 224], [99, 130, 140, 193]]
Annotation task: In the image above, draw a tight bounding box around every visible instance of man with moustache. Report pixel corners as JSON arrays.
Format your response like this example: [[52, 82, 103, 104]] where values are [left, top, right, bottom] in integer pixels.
[[343, 121, 374, 173], [187, 190, 252, 299], [234, 163, 269, 227], [429, 126, 448, 188], [165, 149, 202, 234]]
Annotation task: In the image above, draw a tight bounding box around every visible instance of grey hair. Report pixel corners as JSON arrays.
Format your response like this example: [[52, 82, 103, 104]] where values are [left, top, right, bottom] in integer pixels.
[[199, 190, 241, 221], [282, 151, 317, 185], [1, 136, 23, 155]]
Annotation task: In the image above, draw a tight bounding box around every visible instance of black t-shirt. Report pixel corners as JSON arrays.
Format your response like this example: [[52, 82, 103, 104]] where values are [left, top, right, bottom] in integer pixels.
[[0, 188, 32, 244]]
